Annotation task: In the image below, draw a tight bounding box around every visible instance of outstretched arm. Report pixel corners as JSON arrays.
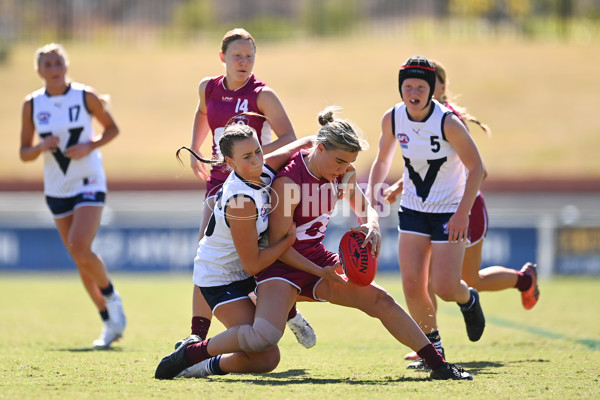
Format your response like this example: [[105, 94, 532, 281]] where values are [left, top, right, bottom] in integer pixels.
[[264, 135, 315, 172]]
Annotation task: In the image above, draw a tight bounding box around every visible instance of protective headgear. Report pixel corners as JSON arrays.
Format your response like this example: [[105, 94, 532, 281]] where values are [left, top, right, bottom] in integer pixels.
[[398, 56, 436, 104]]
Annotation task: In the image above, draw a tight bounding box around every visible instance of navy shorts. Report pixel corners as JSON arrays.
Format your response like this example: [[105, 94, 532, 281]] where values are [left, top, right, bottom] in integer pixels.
[[46, 192, 106, 218], [399, 206, 469, 243], [199, 276, 256, 312]]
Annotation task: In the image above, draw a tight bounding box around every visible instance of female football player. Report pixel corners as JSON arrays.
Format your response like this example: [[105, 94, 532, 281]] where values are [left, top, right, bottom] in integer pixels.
[[165, 119, 336, 376], [19, 43, 125, 348], [381, 59, 540, 365], [367, 55, 486, 367], [180, 27, 315, 348]]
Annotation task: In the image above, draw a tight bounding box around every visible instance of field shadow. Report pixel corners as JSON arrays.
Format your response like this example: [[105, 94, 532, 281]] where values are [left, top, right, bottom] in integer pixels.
[[459, 359, 549, 375], [506, 358, 550, 364], [457, 360, 503, 375], [51, 346, 123, 352], [210, 369, 435, 385]]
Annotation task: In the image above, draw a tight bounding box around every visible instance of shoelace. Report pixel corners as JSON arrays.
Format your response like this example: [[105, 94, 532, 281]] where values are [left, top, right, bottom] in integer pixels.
[[451, 364, 466, 374]]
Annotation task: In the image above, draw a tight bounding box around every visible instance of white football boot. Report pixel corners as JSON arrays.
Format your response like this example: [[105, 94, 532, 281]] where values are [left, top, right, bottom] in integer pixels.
[[93, 291, 126, 349], [176, 359, 212, 378], [286, 311, 316, 349]]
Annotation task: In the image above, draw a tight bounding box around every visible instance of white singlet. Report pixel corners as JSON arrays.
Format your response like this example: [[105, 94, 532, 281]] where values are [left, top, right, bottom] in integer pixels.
[[193, 165, 276, 287], [392, 99, 466, 213], [30, 82, 106, 197]]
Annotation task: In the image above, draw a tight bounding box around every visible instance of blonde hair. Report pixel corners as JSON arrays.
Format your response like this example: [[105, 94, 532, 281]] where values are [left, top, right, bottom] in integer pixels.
[[34, 43, 69, 71], [316, 106, 368, 153], [432, 60, 491, 136]]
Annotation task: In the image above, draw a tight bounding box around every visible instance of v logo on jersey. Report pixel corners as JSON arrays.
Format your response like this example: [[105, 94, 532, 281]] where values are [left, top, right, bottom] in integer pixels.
[[412, 128, 421, 135], [40, 127, 84, 174], [403, 156, 447, 202]]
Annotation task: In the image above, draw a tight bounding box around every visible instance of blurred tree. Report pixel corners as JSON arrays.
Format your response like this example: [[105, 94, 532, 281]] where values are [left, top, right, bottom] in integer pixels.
[[558, 0, 573, 38], [172, 0, 216, 35], [302, 0, 362, 36], [449, 0, 494, 17]]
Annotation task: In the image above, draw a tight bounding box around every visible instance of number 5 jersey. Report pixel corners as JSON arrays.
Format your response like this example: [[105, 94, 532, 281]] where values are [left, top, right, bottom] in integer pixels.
[[392, 99, 467, 214]]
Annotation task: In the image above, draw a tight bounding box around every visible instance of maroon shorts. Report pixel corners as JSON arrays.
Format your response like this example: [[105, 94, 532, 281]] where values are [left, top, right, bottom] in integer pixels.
[[256, 245, 338, 301], [205, 168, 230, 199], [468, 193, 489, 247]]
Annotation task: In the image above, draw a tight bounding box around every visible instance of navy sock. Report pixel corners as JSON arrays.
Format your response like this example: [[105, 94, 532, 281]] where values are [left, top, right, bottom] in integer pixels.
[[100, 282, 114, 297], [458, 290, 475, 309], [425, 330, 443, 355], [425, 330, 441, 343], [209, 355, 228, 375]]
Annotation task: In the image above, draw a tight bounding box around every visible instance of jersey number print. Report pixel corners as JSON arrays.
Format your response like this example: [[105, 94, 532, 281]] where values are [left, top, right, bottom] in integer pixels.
[[235, 98, 248, 113]]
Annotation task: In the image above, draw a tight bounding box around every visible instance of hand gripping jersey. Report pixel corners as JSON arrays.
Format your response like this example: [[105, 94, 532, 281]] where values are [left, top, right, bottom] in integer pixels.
[[30, 82, 106, 197], [392, 99, 466, 213], [277, 151, 341, 256], [193, 164, 276, 287], [205, 74, 272, 182]]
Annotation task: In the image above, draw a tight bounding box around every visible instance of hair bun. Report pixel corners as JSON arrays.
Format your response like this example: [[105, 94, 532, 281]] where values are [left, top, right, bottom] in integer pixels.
[[318, 107, 336, 126]]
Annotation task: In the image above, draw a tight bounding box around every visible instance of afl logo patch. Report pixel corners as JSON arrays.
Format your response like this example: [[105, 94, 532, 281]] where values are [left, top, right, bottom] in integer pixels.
[[397, 133, 409, 149], [37, 111, 51, 124], [397, 133, 409, 144]]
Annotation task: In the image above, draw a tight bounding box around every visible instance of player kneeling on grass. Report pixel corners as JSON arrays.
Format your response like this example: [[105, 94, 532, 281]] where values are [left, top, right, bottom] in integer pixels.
[[160, 118, 323, 378], [155, 107, 473, 381]]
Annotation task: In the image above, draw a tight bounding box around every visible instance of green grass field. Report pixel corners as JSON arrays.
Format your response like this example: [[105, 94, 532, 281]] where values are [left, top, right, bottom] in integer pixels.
[[2, 36, 600, 185], [1, 273, 598, 399]]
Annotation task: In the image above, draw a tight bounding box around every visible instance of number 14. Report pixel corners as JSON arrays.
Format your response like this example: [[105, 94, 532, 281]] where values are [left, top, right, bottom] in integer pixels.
[[235, 98, 248, 113]]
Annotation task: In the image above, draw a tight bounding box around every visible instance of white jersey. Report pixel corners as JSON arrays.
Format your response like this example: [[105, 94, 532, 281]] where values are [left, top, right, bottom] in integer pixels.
[[193, 165, 276, 287], [392, 100, 466, 213], [31, 82, 106, 197]]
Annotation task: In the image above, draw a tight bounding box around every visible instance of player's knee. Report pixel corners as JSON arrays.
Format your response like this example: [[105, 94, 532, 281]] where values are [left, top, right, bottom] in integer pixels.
[[372, 289, 397, 315], [250, 347, 280, 373], [432, 281, 461, 301], [238, 318, 283, 353]]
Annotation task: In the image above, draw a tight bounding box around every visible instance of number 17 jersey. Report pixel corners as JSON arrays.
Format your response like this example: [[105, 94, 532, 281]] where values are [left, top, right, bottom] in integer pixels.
[[30, 82, 106, 198]]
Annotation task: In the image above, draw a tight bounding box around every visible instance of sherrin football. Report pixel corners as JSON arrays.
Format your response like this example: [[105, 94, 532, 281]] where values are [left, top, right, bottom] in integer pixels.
[[338, 230, 377, 287]]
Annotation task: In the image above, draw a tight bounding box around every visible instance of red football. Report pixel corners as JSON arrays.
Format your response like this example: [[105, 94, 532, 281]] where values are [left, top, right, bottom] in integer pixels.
[[338, 230, 377, 287]]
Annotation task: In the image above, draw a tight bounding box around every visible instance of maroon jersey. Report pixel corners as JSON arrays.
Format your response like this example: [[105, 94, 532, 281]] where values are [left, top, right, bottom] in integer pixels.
[[256, 150, 342, 297], [276, 150, 341, 255], [204, 74, 272, 190]]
